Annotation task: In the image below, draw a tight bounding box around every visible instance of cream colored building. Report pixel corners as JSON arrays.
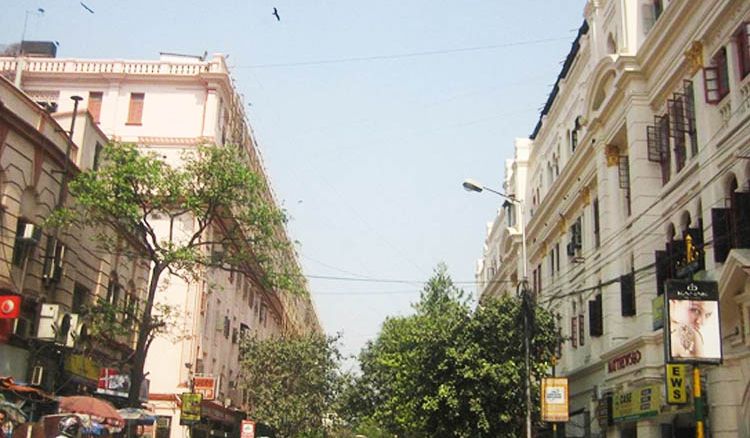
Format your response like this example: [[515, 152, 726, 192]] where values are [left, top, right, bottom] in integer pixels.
[[0, 52, 321, 438], [477, 0, 750, 436]]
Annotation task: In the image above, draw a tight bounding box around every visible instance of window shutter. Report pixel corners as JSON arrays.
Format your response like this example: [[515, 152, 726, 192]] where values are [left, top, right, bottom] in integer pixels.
[[127, 93, 144, 124], [618, 156, 630, 190], [683, 80, 697, 135], [739, 22, 750, 78], [711, 208, 731, 263], [589, 295, 603, 337], [732, 192, 750, 248], [620, 273, 636, 316], [703, 67, 721, 103], [668, 98, 687, 137], [656, 115, 671, 184], [88, 92, 103, 123], [571, 317, 578, 348], [646, 126, 662, 162], [655, 250, 669, 295], [578, 314, 585, 346]]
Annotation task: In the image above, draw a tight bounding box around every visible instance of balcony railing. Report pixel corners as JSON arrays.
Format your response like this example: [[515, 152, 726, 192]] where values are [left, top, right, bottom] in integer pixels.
[[0, 58, 227, 77]]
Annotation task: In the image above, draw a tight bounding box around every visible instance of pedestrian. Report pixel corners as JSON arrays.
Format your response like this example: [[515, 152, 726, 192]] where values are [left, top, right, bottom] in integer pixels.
[[0, 409, 8, 438]]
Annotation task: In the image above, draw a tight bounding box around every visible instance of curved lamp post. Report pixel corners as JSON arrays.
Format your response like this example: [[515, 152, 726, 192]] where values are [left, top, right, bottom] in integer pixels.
[[463, 178, 533, 438]]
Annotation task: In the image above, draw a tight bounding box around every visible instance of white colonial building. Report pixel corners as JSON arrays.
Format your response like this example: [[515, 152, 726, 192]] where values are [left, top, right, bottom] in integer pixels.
[[0, 51, 320, 438], [476, 0, 750, 436]]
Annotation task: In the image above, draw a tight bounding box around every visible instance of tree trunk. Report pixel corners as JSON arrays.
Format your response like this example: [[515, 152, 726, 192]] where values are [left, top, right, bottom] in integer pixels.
[[127, 262, 165, 406]]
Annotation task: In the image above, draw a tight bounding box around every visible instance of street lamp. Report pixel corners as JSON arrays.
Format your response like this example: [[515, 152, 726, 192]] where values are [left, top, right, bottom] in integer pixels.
[[463, 178, 533, 438]]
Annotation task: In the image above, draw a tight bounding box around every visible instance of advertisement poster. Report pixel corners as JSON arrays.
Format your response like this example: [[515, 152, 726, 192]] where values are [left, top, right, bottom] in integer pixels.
[[541, 377, 569, 422], [664, 280, 722, 364], [240, 420, 255, 438]]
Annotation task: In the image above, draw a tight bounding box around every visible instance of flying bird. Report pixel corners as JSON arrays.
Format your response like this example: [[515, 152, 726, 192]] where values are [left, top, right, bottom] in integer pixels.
[[272, 7, 280, 21], [80, 2, 95, 14]]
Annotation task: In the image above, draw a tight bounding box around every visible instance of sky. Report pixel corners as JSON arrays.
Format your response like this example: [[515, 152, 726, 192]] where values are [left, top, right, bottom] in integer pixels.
[[2, 0, 587, 369]]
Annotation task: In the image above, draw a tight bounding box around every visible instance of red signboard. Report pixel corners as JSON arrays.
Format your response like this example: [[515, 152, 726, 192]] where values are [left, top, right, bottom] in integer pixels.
[[608, 350, 641, 373], [0, 295, 21, 319], [193, 375, 217, 401], [241, 420, 255, 438]]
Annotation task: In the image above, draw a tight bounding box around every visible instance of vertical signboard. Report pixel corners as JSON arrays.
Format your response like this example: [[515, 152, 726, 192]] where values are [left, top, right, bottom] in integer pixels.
[[541, 377, 569, 422], [240, 420, 255, 438], [180, 393, 202, 425], [665, 364, 688, 404], [664, 280, 722, 363]]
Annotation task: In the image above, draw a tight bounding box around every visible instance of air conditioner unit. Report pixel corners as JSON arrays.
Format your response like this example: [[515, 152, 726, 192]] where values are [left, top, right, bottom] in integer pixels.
[[30, 365, 44, 386], [36, 304, 60, 340]]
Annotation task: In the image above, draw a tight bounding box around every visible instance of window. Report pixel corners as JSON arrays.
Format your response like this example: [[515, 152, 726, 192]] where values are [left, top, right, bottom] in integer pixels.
[[620, 271, 636, 316], [571, 127, 578, 153], [72, 284, 90, 313], [656, 115, 671, 184], [126, 92, 145, 125], [106, 274, 121, 306], [578, 312, 585, 347], [88, 91, 103, 123], [704, 48, 730, 103], [223, 316, 230, 339], [652, 0, 663, 20], [668, 97, 687, 172], [589, 294, 603, 337], [93, 142, 103, 170], [712, 178, 750, 262], [12, 219, 40, 266], [567, 217, 582, 258], [736, 22, 750, 80], [42, 236, 65, 284]]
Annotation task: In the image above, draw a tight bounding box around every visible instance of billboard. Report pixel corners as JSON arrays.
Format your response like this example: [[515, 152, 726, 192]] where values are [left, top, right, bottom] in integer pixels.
[[193, 375, 218, 400], [612, 384, 661, 423], [541, 377, 569, 422], [97, 368, 150, 401], [664, 280, 722, 364], [180, 393, 202, 425]]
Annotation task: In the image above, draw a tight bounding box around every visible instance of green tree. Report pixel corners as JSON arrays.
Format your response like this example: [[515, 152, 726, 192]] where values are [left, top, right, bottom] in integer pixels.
[[51, 142, 298, 405], [348, 264, 560, 437], [238, 333, 343, 437]]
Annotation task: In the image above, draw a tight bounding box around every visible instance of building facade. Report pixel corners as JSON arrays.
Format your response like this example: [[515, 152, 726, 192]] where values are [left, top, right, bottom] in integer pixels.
[[0, 52, 321, 438], [0, 74, 151, 411], [477, 0, 750, 436]]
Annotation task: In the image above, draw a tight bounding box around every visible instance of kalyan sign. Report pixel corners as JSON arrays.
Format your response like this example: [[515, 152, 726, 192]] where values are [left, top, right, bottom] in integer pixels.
[[0, 295, 21, 319]]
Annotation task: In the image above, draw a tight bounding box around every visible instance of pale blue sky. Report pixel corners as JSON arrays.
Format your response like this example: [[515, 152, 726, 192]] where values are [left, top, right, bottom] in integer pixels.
[[2, 0, 587, 368]]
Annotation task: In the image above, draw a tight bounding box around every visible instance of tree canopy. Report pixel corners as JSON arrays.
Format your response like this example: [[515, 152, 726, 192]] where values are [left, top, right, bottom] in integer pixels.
[[341, 264, 560, 437], [52, 142, 301, 405], [239, 333, 343, 438]]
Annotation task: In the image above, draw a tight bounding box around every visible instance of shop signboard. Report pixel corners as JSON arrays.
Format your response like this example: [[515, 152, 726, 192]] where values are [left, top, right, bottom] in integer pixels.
[[0, 295, 21, 319], [193, 374, 218, 400], [665, 364, 688, 404], [664, 280, 722, 364], [65, 355, 100, 381], [180, 393, 202, 425], [240, 420, 255, 438], [541, 377, 569, 422], [96, 367, 149, 401], [612, 384, 661, 423]]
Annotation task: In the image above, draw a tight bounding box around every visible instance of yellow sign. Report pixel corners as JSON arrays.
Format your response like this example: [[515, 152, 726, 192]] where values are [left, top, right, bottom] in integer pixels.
[[541, 377, 569, 422], [64, 354, 100, 381], [666, 364, 688, 404], [612, 384, 661, 423], [180, 393, 202, 425]]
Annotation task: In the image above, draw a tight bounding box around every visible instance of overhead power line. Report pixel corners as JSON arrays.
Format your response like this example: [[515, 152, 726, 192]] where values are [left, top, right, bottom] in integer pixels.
[[233, 36, 572, 69]]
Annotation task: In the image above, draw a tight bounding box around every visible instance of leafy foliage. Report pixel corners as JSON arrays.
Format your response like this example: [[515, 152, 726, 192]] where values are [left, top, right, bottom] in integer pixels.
[[239, 333, 343, 438], [50, 142, 301, 405], [343, 264, 560, 437]]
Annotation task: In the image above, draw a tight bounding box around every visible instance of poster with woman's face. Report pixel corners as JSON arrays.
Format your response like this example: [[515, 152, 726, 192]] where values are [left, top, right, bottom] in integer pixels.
[[665, 280, 722, 363]]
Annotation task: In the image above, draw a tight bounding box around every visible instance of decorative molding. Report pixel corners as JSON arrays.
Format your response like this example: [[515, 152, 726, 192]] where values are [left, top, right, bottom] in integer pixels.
[[684, 41, 703, 76], [581, 186, 591, 205], [605, 145, 620, 167]]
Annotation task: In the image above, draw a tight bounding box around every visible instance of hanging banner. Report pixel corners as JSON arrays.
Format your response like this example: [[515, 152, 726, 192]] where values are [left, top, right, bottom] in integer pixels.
[[664, 280, 722, 364], [665, 364, 688, 404], [180, 393, 202, 425], [541, 377, 569, 422]]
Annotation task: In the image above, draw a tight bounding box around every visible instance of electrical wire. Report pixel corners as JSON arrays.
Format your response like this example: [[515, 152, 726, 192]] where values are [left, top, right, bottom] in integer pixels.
[[233, 36, 572, 69]]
